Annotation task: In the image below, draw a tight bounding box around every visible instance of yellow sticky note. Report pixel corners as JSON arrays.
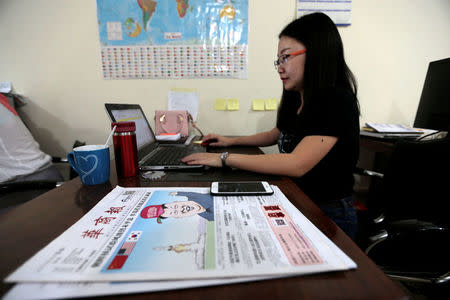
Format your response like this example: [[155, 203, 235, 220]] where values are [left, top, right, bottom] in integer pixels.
[[227, 98, 240, 111], [265, 98, 279, 110], [252, 99, 265, 111], [214, 98, 227, 111]]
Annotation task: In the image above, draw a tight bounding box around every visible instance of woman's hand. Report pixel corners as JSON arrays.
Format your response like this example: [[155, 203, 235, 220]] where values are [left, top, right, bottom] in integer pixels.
[[201, 134, 235, 147], [181, 152, 223, 167]]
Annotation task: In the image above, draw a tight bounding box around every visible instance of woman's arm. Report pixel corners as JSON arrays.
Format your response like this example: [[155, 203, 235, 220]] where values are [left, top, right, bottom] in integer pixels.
[[182, 135, 338, 177], [203, 127, 280, 148]]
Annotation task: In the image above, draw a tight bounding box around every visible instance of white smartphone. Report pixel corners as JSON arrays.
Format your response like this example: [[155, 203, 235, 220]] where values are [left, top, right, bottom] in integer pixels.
[[210, 181, 274, 196]]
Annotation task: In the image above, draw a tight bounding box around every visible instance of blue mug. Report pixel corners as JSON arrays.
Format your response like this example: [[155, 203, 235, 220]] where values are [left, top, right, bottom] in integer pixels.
[[68, 145, 110, 185]]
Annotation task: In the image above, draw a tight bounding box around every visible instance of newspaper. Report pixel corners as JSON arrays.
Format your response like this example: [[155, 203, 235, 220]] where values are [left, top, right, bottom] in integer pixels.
[[5, 186, 356, 286], [4, 276, 289, 300]]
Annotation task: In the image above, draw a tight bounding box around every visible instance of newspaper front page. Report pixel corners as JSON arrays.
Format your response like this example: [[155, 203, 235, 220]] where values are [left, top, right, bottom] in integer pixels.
[[5, 186, 355, 286]]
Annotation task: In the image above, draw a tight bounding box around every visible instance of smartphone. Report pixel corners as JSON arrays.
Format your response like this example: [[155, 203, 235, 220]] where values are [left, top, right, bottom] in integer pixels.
[[210, 181, 274, 196]]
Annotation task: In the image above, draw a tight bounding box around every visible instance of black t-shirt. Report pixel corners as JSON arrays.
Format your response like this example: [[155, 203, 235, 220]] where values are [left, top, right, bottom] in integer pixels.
[[277, 87, 360, 204]]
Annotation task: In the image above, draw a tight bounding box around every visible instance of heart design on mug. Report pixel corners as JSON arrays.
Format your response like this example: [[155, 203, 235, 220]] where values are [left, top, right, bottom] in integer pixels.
[[77, 154, 98, 182]]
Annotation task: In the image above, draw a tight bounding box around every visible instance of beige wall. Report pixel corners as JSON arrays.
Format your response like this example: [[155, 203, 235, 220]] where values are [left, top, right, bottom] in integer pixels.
[[1, 0, 449, 156]]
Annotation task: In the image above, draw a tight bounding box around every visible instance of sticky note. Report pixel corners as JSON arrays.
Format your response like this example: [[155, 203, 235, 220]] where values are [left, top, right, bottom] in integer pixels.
[[227, 98, 240, 111], [265, 98, 279, 110], [214, 98, 227, 111], [252, 99, 265, 111]]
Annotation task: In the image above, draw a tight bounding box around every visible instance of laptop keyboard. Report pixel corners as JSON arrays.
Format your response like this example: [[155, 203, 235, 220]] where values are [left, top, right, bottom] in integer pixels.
[[146, 147, 191, 165]]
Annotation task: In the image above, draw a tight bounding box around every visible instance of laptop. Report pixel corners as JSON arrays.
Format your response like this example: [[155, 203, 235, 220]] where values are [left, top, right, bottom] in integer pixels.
[[104, 103, 205, 170]]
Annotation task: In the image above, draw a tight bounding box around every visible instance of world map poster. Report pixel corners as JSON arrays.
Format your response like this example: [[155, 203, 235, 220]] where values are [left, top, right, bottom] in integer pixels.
[[96, 0, 249, 79]]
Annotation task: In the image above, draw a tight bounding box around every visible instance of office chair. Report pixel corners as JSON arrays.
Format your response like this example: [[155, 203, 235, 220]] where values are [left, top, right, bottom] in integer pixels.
[[0, 161, 65, 211], [357, 137, 450, 297], [0, 93, 83, 213], [0, 141, 85, 213]]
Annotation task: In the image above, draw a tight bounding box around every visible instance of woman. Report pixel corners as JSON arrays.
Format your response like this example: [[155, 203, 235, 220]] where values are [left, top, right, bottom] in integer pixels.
[[182, 12, 360, 239]]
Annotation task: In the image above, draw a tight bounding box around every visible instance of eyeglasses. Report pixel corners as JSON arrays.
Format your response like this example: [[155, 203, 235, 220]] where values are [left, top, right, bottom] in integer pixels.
[[274, 49, 307, 69]]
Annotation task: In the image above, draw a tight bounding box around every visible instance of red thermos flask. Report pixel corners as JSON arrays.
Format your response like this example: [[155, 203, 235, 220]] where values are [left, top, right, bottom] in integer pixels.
[[112, 122, 139, 177]]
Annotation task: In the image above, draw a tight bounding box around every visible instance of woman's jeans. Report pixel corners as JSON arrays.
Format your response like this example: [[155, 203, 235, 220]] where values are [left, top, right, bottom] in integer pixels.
[[319, 196, 358, 240]]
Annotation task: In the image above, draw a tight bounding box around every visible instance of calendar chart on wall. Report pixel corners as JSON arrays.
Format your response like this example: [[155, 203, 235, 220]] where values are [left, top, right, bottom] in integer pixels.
[[96, 0, 249, 80]]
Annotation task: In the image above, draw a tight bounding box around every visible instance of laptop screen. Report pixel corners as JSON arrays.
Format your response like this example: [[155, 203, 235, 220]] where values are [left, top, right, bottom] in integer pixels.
[[106, 105, 156, 149]]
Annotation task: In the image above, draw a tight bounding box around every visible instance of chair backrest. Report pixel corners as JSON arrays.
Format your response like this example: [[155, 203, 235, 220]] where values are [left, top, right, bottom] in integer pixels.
[[381, 137, 450, 224], [0, 94, 53, 183]]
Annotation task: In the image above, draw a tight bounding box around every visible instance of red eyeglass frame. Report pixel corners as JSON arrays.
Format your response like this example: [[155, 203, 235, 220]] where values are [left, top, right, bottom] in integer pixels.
[[274, 49, 307, 69]]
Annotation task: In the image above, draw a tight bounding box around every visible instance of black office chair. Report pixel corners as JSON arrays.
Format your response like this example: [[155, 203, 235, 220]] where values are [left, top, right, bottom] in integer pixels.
[[357, 137, 450, 297], [0, 161, 65, 210], [0, 141, 85, 213]]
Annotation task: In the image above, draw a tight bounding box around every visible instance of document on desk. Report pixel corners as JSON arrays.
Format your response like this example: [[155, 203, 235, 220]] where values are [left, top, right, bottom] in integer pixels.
[[5, 186, 356, 288], [365, 122, 424, 134]]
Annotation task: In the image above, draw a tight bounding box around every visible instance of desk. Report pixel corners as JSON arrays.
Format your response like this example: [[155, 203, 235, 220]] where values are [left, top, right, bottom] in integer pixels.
[[0, 145, 407, 299], [356, 135, 396, 196], [360, 135, 395, 154]]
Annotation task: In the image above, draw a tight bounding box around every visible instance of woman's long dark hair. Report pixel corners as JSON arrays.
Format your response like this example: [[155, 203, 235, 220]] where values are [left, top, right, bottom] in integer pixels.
[[277, 12, 359, 129]]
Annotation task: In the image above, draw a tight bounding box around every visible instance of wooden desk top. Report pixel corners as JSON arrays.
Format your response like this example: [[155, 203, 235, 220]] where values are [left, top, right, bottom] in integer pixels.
[[0, 146, 407, 299]]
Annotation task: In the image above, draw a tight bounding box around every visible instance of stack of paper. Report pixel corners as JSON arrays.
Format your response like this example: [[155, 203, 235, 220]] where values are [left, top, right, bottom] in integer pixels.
[[156, 133, 181, 141], [361, 123, 425, 139]]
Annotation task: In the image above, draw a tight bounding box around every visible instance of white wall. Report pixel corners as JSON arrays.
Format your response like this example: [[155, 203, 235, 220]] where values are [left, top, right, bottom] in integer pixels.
[[1, 0, 449, 156]]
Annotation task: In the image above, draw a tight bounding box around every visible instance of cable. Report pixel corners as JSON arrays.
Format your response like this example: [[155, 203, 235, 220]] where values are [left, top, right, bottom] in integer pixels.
[[416, 130, 442, 141]]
